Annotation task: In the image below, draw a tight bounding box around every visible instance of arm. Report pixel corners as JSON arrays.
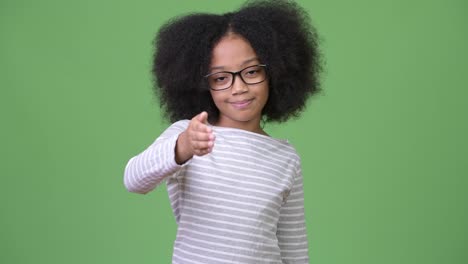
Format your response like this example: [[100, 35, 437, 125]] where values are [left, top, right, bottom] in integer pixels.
[[277, 165, 309, 263], [123, 120, 188, 194], [123, 112, 215, 194]]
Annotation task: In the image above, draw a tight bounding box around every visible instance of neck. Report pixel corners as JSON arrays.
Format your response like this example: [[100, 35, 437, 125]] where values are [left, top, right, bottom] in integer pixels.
[[215, 116, 267, 135]]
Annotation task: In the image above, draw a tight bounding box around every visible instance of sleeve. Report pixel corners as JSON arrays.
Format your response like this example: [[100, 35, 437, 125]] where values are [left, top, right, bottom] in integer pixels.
[[123, 120, 189, 194], [277, 163, 309, 263]]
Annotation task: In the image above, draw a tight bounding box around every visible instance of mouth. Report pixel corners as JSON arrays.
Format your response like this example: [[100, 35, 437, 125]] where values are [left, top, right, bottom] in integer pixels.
[[229, 98, 254, 109]]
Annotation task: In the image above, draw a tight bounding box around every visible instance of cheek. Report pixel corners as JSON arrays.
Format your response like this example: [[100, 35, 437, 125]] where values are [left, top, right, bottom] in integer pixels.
[[209, 91, 219, 104], [209, 91, 225, 109]]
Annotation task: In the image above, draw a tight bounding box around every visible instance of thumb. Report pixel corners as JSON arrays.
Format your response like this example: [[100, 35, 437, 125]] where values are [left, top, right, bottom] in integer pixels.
[[197, 111, 209, 124]]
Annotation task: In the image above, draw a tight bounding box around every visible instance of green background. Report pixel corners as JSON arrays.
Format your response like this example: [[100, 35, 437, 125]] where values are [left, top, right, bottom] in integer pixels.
[[1, 0, 467, 263]]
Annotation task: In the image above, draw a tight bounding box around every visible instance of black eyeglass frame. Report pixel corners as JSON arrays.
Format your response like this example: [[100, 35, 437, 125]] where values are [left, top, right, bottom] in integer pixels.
[[204, 64, 268, 91]]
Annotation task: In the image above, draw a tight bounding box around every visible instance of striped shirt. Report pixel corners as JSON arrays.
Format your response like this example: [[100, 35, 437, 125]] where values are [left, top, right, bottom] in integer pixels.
[[124, 120, 309, 263]]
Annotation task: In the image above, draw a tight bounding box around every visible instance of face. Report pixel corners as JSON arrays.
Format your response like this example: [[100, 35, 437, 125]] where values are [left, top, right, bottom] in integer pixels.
[[208, 33, 269, 133]]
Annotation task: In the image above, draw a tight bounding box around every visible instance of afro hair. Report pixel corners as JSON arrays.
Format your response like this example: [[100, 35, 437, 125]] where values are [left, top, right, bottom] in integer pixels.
[[153, 0, 322, 124]]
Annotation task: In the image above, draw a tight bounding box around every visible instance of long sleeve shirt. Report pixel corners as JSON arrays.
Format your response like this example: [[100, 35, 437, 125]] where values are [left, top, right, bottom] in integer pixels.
[[124, 120, 309, 263]]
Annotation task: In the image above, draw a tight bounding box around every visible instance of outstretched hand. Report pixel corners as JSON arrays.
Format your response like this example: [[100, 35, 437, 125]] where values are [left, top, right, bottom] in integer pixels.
[[175, 112, 215, 164]]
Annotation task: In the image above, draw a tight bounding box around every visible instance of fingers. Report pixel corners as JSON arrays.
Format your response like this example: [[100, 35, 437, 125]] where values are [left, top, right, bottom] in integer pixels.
[[192, 119, 212, 135], [197, 111, 209, 124], [188, 111, 215, 156], [192, 141, 213, 156], [192, 112, 212, 134], [190, 130, 214, 143]]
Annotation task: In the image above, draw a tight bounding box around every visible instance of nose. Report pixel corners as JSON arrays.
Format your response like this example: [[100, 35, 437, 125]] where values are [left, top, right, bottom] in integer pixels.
[[231, 74, 248, 95]]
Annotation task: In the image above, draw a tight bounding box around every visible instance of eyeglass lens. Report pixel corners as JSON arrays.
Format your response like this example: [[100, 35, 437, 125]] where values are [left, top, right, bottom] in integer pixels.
[[207, 65, 266, 91]]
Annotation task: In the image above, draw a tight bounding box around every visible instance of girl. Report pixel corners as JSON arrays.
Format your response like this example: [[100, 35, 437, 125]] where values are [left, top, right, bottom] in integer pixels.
[[124, 0, 321, 263]]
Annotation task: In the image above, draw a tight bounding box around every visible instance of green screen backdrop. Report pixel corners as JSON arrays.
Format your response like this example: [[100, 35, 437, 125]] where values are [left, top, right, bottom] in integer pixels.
[[1, 0, 467, 263]]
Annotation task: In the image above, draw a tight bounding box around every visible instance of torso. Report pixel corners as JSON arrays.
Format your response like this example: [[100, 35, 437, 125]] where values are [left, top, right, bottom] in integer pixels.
[[166, 122, 300, 263]]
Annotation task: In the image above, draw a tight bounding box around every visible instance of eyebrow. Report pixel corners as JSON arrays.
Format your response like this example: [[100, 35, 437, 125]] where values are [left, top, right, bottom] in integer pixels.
[[209, 57, 259, 72]]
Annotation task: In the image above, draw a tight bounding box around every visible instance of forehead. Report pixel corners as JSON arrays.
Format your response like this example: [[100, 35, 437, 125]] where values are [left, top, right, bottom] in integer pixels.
[[210, 33, 259, 71]]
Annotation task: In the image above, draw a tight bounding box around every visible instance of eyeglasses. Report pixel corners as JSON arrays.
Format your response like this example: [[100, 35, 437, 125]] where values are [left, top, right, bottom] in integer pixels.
[[204, 64, 267, 91]]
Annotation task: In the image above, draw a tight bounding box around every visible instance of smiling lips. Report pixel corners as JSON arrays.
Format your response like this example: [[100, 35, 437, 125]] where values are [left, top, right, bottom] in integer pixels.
[[230, 98, 254, 109]]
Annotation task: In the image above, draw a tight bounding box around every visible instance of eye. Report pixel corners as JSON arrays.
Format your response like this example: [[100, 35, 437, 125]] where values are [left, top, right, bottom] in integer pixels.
[[242, 66, 263, 78], [246, 70, 258, 76], [209, 72, 231, 84], [214, 76, 227, 82]]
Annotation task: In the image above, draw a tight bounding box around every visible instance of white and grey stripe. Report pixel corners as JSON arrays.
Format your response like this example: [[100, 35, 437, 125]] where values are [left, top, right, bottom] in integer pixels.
[[124, 120, 309, 263]]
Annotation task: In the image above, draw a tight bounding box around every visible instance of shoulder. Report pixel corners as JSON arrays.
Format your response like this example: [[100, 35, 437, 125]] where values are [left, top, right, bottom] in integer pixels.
[[279, 140, 302, 171], [274, 138, 301, 161], [171, 119, 190, 130], [157, 119, 190, 140]]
